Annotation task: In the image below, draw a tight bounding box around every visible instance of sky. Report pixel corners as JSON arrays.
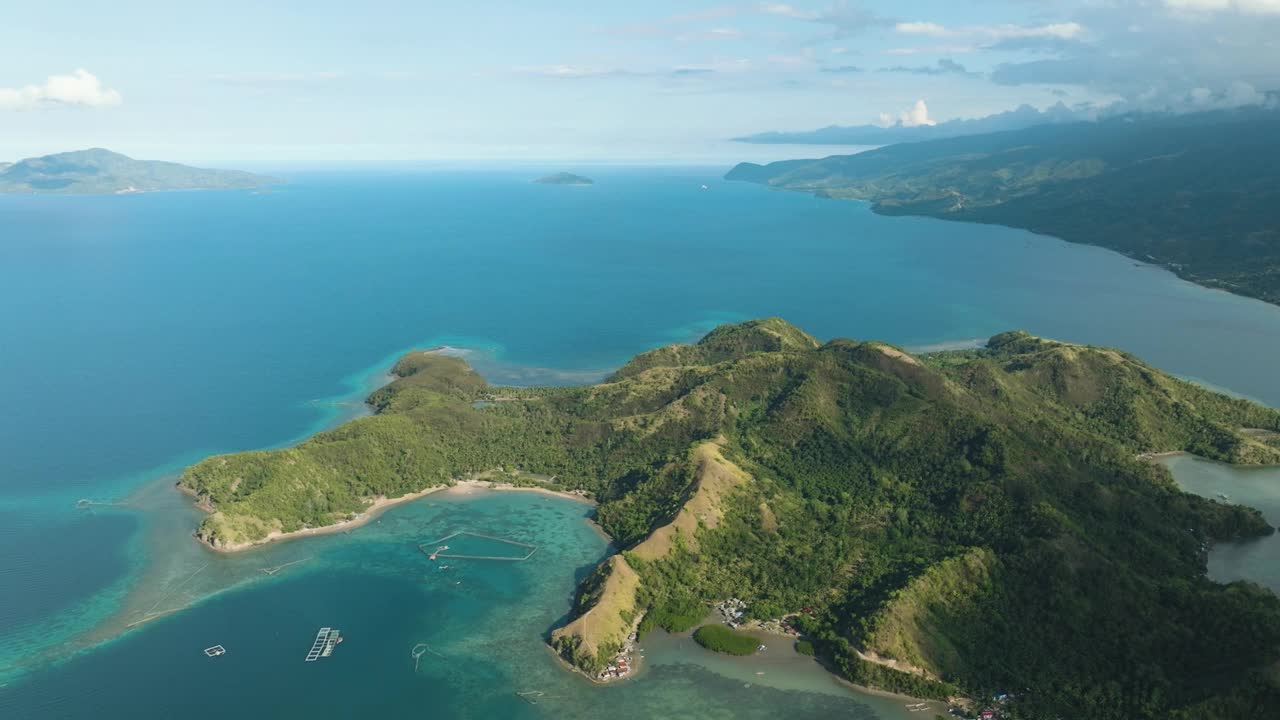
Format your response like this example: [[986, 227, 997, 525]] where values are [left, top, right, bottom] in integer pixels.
[[1, 0, 1278, 165]]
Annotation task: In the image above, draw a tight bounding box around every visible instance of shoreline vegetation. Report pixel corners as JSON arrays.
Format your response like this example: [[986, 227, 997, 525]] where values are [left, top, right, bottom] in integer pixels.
[[692, 624, 759, 655], [725, 107, 1280, 307], [0, 148, 275, 195], [178, 319, 1280, 716], [188, 479, 596, 553]]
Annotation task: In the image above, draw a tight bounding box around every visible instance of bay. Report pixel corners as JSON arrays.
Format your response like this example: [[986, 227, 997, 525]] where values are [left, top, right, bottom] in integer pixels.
[[5, 167, 1280, 716]]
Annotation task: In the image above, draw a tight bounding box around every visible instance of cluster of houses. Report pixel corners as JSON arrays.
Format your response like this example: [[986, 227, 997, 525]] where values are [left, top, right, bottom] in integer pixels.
[[596, 631, 640, 681], [756, 616, 800, 636], [952, 692, 1010, 719], [716, 598, 748, 627], [715, 598, 809, 638]]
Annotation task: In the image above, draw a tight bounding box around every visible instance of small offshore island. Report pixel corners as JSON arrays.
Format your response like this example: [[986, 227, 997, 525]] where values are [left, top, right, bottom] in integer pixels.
[[179, 319, 1280, 718], [0, 148, 274, 194], [535, 171, 593, 185]]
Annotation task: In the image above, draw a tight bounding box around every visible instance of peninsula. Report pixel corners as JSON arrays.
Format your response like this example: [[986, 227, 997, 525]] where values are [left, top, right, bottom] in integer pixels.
[[0, 148, 275, 195], [179, 319, 1280, 717], [727, 107, 1280, 307], [535, 171, 593, 185]]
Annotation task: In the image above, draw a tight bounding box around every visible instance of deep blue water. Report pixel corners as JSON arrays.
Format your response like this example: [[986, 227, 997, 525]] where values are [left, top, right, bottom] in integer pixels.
[[5, 167, 1280, 716]]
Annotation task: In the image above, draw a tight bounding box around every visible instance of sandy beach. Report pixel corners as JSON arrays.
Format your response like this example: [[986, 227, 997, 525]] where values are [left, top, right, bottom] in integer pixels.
[[198, 478, 594, 553], [199, 484, 450, 553], [446, 478, 597, 506]]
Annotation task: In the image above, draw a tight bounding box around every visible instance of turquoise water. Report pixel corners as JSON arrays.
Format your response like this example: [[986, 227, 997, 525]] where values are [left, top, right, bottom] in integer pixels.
[[0, 491, 923, 719], [5, 167, 1280, 716]]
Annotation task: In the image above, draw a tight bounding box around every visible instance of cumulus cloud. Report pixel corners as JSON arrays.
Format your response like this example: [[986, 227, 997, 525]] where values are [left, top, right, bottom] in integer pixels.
[[878, 99, 936, 127], [0, 69, 122, 110], [990, 1, 1280, 111]]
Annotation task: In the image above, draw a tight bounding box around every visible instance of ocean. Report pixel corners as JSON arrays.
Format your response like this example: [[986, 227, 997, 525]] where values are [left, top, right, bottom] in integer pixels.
[[4, 167, 1280, 717]]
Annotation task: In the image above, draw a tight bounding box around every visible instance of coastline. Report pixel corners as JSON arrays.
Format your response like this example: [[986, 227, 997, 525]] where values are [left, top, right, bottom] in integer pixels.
[[445, 478, 597, 506], [199, 485, 450, 553], [1139, 450, 1189, 461], [196, 478, 597, 554], [740, 625, 954, 713]]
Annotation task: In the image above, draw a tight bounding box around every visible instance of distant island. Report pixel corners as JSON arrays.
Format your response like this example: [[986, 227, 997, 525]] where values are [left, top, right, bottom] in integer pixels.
[[179, 318, 1280, 717], [734, 102, 1088, 146], [0, 148, 275, 195], [727, 106, 1280, 307], [535, 172, 593, 186]]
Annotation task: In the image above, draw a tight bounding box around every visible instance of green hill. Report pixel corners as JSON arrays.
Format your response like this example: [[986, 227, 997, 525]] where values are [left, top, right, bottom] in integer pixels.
[[179, 319, 1280, 717], [726, 107, 1280, 306], [0, 148, 275, 194]]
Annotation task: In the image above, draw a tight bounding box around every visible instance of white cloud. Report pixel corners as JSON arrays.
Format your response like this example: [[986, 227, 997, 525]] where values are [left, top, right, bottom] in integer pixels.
[[895, 21, 1084, 40], [990, 1, 1280, 110], [895, 21, 949, 36], [1165, 0, 1280, 14], [878, 99, 936, 127], [758, 3, 819, 20], [0, 69, 122, 110]]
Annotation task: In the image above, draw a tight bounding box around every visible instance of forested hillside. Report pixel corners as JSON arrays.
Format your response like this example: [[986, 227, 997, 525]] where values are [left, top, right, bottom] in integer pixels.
[[180, 319, 1280, 718], [727, 108, 1280, 306]]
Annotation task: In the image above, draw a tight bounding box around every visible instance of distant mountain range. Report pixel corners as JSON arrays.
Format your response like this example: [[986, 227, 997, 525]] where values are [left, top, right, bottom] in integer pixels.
[[734, 103, 1092, 146], [0, 149, 275, 195], [727, 107, 1280, 306]]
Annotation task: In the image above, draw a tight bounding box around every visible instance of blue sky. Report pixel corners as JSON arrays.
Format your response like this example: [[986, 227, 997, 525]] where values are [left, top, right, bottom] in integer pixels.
[[2, 1, 1277, 164]]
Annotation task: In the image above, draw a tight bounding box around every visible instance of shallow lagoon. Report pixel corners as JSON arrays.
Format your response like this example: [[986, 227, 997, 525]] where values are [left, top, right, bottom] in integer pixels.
[[0, 491, 929, 720]]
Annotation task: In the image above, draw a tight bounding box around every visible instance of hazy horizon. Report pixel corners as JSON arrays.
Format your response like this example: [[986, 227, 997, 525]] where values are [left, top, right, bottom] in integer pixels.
[[4, 1, 1278, 163]]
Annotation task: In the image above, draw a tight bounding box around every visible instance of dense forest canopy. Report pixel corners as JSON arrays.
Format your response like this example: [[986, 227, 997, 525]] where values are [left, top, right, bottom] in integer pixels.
[[181, 319, 1280, 718]]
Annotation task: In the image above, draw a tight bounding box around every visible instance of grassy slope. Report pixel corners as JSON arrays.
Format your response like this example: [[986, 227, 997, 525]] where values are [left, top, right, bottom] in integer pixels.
[[725, 108, 1280, 305], [179, 319, 1280, 717]]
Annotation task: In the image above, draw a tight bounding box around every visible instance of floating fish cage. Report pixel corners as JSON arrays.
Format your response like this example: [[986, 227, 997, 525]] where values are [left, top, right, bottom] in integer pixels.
[[304, 627, 342, 662], [417, 531, 537, 562]]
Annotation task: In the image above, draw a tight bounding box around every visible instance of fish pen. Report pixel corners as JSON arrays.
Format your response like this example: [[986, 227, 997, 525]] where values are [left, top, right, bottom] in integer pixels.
[[417, 531, 537, 562], [410, 642, 445, 671], [515, 690, 563, 705], [304, 627, 342, 661], [260, 557, 312, 576]]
